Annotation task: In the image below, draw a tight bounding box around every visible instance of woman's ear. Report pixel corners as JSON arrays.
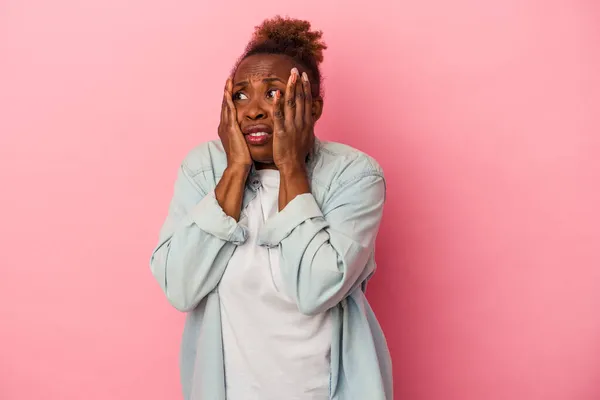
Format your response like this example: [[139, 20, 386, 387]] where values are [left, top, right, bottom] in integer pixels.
[[312, 97, 324, 122]]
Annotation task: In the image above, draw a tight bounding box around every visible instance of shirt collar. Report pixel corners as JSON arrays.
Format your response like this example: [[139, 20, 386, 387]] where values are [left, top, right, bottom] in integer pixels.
[[247, 137, 322, 191]]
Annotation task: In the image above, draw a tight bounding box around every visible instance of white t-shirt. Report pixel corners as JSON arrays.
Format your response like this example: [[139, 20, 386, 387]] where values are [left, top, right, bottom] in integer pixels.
[[218, 169, 332, 400]]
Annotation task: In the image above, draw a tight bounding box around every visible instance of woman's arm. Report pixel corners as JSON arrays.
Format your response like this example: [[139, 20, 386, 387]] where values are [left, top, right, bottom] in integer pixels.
[[215, 164, 250, 221], [258, 170, 386, 316], [150, 163, 248, 312], [277, 165, 311, 211]]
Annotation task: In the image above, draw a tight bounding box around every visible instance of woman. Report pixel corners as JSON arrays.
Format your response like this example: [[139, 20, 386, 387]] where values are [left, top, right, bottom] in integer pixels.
[[150, 16, 393, 400]]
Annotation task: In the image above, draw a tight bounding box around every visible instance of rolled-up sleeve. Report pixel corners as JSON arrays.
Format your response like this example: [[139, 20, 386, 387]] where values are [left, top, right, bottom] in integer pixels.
[[257, 173, 386, 316], [150, 165, 247, 312], [191, 191, 248, 244], [257, 193, 326, 247]]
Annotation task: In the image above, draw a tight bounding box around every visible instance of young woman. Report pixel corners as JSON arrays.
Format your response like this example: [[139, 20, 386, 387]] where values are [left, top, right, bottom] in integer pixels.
[[150, 16, 393, 400]]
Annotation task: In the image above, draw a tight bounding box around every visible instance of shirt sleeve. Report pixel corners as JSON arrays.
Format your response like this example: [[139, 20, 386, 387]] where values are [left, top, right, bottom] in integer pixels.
[[150, 164, 248, 312], [257, 173, 386, 315], [190, 190, 248, 243]]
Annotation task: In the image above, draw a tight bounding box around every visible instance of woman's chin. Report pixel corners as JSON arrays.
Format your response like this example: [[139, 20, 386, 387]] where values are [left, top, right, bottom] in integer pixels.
[[250, 151, 274, 165], [251, 156, 277, 170]]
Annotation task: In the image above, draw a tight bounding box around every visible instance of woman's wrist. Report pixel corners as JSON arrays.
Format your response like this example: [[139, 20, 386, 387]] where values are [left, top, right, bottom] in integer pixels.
[[277, 161, 306, 179], [278, 162, 310, 211], [215, 163, 250, 221], [224, 162, 252, 179]]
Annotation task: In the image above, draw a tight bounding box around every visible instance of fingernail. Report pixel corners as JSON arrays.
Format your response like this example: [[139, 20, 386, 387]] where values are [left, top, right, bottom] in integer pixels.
[[302, 72, 309, 82], [291, 68, 299, 76]]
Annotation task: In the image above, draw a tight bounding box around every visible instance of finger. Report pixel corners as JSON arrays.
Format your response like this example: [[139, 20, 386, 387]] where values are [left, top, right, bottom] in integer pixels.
[[222, 90, 230, 125], [301, 72, 313, 124], [272, 88, 285, 132], [222, 78, 232, 110], [295, 73, 305, 127], [284, 68, 298, 120], [224, 79, 237, 118], [225, 79, 234, 103], [222, 80, 230, 106], [225, 90, 235, 112], [225, 91, 244, 137]]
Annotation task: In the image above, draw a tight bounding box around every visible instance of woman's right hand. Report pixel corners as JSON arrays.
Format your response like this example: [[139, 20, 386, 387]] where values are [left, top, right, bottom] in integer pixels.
[[218, 78, 252, 170]]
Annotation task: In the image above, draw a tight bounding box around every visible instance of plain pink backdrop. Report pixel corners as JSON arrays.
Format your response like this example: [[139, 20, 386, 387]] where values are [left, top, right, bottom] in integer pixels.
[[1, 1, 599, 399]]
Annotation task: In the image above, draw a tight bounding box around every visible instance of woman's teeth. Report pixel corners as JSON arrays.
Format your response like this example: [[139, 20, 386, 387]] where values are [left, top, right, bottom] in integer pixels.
[[249, 132, 268, 137]]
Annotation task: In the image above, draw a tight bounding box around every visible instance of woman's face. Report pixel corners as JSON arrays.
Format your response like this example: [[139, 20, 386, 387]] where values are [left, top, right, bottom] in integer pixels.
[[232, 54, 322, 166]]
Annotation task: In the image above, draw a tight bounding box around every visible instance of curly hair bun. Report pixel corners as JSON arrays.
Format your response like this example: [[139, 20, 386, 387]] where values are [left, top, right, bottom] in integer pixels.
[[249, 16, 327, 64]]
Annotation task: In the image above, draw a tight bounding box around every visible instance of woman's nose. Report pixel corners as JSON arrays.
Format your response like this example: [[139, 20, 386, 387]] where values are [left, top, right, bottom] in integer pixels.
[[246, 111, 266, 121], [244, 99, 268, 121]]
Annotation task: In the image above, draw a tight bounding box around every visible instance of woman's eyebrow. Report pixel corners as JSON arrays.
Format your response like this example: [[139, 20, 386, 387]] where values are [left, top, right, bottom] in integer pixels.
[[262, 77, 285, 84], [234, 77, 285, 88]]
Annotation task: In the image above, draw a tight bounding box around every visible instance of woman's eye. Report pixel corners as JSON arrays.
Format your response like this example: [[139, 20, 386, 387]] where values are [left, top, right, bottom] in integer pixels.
[[233, 92, 248, 101], [266, 89, 280, 99]]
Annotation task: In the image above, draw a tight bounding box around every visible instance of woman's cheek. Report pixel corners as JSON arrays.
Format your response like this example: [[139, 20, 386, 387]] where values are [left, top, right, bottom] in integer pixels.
[[235, 106, 244, 124]]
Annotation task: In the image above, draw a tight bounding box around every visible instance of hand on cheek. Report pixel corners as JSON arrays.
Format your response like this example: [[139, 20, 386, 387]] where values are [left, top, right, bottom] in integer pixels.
[[218, 78, 252, 171], [271, 68, 315, 174]]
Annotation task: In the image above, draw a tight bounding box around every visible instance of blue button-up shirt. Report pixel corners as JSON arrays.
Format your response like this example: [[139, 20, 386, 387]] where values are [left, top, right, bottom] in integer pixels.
[[150, 138, 393, 399]]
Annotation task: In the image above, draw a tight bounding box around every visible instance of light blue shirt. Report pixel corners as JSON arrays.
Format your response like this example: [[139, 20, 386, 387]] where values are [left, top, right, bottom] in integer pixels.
[[150, 138, 393, 399]]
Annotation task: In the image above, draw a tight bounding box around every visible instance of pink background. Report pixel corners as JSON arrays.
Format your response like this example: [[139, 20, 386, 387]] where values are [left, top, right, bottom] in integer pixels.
[[1, 1, 599, 399]]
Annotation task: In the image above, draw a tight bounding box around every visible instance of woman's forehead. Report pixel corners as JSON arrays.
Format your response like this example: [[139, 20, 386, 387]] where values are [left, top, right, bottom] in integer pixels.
[[234, 54, 295, 82]]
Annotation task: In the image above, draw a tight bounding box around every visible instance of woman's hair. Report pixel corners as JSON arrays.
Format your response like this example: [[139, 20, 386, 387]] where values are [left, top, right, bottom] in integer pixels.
[[235, 16, 327, 97]]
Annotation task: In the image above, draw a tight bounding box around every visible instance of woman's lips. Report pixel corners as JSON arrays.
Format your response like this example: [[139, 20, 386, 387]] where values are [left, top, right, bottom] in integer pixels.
[[243, 125, 273, 146], [245, 131, 272, 145]]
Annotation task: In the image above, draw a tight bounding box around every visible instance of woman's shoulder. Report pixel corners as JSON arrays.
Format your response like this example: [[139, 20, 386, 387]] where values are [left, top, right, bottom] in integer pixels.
[[316, 140, 384, 177], [180, 139, 226, 175]]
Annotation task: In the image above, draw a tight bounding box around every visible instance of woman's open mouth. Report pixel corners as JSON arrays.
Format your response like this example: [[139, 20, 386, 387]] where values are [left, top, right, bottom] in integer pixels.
[[243, 125, 273, 146]]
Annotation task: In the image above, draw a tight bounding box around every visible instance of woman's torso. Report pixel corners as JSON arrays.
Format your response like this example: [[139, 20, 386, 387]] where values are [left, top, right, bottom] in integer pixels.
[[219, 169, 332, 399]]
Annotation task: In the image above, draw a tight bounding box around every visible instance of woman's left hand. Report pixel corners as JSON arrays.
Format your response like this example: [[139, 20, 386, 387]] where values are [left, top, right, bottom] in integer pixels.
[[271, 68, 315, 173]]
